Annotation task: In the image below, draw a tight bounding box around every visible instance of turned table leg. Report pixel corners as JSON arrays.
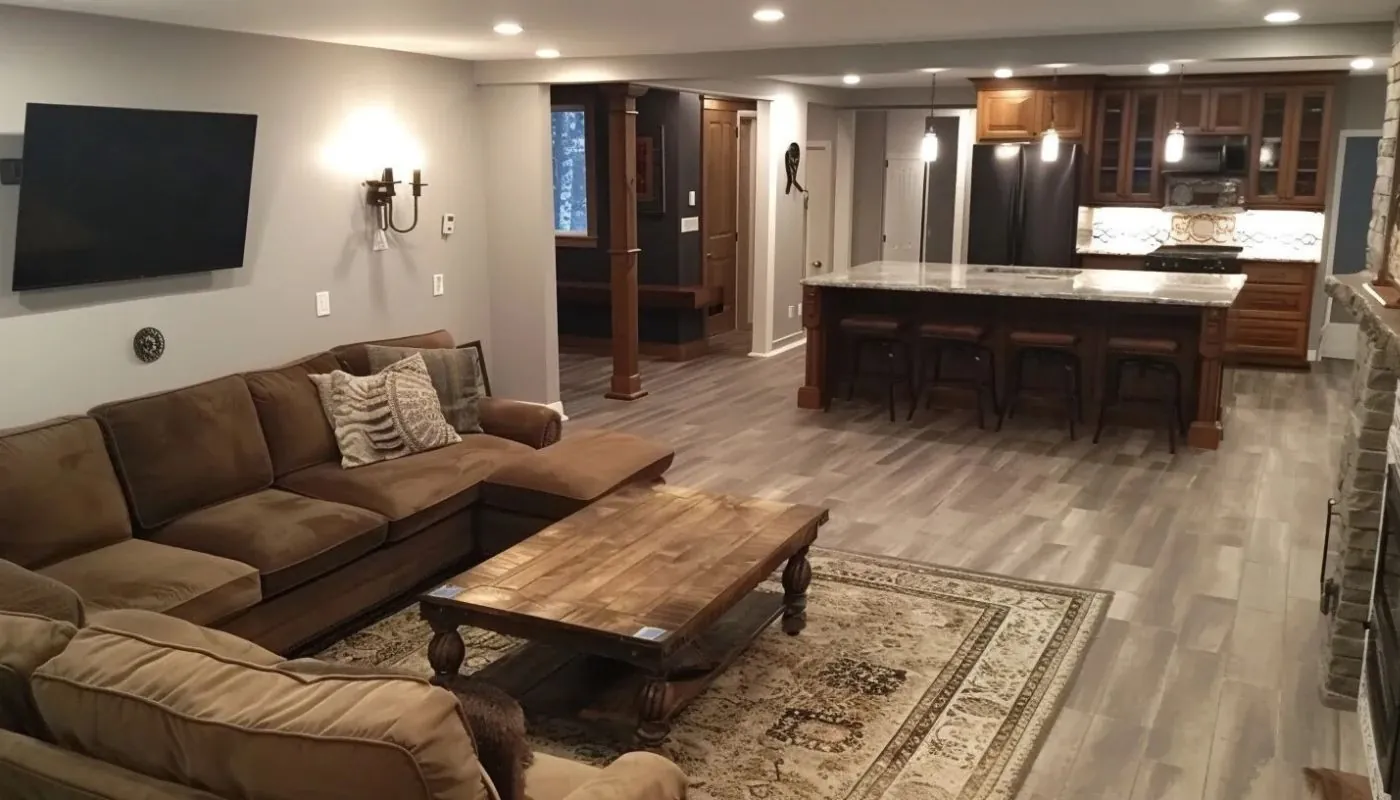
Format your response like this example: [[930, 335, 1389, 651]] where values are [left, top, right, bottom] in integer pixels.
[[422, 607, 466, 689], [782, 546, 813, 635], [636, 674, 674, 750]]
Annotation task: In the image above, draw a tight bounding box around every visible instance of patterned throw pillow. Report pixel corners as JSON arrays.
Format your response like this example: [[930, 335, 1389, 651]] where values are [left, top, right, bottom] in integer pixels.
[[310, 354, 461, 468], [364, 344, 484, 434]]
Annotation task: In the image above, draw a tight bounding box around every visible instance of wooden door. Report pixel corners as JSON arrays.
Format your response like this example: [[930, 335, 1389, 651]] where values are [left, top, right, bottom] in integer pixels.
[[1039, 89, 1088, 139], [977, 89, 1042, 140], [1250, 89, 1290, 205], [1092, 90, 1129, 203], [1123, 90, 1163, 202], [1207, 87, 1251, 133], [1284, 86, 1332, 208], [702, 103, 739, 336], [1171, 88, 1210, 133]]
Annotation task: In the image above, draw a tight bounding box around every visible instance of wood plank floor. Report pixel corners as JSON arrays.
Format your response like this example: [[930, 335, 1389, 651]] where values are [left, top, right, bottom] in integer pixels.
[[560, 344, 1364, 800]]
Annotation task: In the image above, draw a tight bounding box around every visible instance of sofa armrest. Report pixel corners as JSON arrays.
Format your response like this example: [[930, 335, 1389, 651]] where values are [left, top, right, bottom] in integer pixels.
[[478, 397, 562, 449], [562, 752, 687, 800]]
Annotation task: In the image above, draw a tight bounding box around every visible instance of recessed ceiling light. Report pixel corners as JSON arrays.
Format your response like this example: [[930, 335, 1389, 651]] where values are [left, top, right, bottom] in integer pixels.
[[753, 8, 785, 22], [1264, 9, 1300, 23], [842, 74, 861, 85], [1352, 57, 1376, 70], [1148, 62, 1171, 75], [493, 21, 523, 35], [536, 48, 560, 59], [993, 68, 1013, 79], [921, 67, 946, 73], [1043, 63, 1071, 69]]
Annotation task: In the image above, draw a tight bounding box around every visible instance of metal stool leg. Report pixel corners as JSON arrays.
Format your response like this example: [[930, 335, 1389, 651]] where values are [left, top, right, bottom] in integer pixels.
[[846, 338, 865, 401], [996, 349, 1026, 432], [1062, 355, 1078, 441], [1094, 357, 1121, 445]]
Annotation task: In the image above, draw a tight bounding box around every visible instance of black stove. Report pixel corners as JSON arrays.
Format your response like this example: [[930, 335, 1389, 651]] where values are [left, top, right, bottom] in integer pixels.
[[1144, 244, 1243, 275]]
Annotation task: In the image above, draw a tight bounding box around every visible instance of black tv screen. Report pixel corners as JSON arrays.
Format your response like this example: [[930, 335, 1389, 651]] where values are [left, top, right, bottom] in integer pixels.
[[12, 103, 257, 291]]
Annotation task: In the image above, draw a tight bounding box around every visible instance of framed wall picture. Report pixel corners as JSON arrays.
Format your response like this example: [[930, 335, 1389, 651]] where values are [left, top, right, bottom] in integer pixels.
[[637, 126, 666, 216]]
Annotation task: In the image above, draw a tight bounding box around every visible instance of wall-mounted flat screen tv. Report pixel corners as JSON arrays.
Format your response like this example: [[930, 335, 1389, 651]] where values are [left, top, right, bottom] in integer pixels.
[[12, 103, 258, 291]]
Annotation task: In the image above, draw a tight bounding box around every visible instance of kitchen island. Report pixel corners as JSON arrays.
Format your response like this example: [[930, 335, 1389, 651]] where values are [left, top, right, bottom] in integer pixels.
[[798, 261, 1246, 449]]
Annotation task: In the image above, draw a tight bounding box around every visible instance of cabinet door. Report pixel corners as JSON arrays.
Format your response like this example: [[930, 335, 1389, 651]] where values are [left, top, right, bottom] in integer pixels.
[[1123, 90, 1163, 201], [1250, 89, 1290, 205], [1285, 87, 1332, 207], [1092, 91, 1130, 202], [1208, 87, 1251, 134], [1040, 89, 1088, 139], [1171, 88, 1210, 133], [977, 90, 1042, 140]]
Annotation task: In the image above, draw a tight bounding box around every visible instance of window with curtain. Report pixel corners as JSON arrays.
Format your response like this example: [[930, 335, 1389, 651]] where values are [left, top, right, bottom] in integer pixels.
[[551, 106, 592, 239]]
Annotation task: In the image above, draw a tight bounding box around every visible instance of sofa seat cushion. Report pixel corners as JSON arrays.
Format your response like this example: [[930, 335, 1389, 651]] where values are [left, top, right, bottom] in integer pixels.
[[0, 729, 226, 800], [525, 752, 686, 800], [483, 429, 675, 520], [148, 489, 388, 598], [90, 376, 275, 530], [39, 539, 260, 626], [279, 435, 532, 542], [0, 612, 78, 738], [0, 559, 84, 626], [0, 416, 132, 569], [31, 625, 487, 800]]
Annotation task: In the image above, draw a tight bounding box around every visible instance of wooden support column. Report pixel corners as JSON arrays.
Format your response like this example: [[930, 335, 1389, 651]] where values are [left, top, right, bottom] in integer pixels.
[[603, 84, 648, 401], [1188, 306, 1227, 450]]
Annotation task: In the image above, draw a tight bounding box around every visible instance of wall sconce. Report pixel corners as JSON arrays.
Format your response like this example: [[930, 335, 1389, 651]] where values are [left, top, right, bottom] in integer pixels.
[[364, 167, 427, 234]]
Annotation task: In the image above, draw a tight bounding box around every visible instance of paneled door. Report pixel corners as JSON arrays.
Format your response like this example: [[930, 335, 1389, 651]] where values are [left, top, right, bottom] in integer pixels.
[[702, 101, 739, 336]]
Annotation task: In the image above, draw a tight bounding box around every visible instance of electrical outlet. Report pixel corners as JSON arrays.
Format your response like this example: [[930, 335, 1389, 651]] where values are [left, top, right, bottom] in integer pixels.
[[681, 216, 700, 233], [433, 274, 444, 296], [688, 190, 696, 206], [787, 305, 795, 319], [315, 291, 330, 317], [441, 214, 455, 236]]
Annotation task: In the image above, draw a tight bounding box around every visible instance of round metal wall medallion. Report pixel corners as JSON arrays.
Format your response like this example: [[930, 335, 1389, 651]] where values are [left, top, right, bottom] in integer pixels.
[[133, 327, 165, 363]]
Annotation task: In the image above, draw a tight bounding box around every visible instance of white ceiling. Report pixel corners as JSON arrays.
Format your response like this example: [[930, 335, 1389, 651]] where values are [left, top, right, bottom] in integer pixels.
[[779, 57, 1387, 89], [0, 0, 1392, 61]]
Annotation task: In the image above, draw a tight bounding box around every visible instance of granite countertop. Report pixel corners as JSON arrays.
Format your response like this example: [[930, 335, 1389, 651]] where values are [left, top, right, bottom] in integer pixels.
[[1075, 246, 1321, 264], [804, 261, 1246, 307]]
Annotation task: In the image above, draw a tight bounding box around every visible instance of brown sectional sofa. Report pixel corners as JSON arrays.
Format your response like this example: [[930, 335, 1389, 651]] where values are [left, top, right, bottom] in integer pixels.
[[0, 330, 674, 655]]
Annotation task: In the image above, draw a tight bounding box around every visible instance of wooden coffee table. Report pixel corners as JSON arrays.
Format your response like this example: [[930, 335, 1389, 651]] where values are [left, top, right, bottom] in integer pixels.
[[419, 484, 828, 747]]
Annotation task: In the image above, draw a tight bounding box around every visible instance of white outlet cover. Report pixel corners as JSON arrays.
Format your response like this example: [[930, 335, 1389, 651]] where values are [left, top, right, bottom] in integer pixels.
[[681, 216, 700, 233], [441, 214, 455, 236], [787, 305, 795, 318], [433, 274, 444, 296], [688, 190, 696, 206], [315, 291, 330, 317]]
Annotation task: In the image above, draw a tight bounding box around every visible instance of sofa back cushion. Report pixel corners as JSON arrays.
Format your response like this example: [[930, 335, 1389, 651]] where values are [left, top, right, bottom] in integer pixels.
[[243, 352, 343, 477], [333, 329, 456, 376], [90, 377, 275, 530], [32, 624, 487, 800], [0, 559, 84, 627], [0, 611, 78, 738], [0, 417, 131, 569]]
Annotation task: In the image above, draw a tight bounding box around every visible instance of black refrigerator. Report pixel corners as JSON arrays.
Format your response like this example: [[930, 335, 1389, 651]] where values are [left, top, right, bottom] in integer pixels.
[[967, 143, 1082, 268]]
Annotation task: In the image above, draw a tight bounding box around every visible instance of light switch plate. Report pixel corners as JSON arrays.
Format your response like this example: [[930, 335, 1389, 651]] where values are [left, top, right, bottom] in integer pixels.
[[315, 291, 330, 317], [441, 214, 455, 236], [433, 274, 444, 296], [688, 190, 696, 206], [681, 216, 700, 233]]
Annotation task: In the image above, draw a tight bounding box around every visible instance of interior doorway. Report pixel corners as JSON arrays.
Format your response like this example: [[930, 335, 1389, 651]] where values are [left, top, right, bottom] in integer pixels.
[[738, 114, 757, 330], [805, 141, 833, 278], [1321, 128, 1382, 360], [702, 98, 743, 337]]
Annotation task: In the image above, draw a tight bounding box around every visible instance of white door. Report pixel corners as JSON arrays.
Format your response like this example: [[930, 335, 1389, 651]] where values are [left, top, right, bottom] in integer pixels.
[[805, 142, 833, 277], [883, 157, 925, 261]]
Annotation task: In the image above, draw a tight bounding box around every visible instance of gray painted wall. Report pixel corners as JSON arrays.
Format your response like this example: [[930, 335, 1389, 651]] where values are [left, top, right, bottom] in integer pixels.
[[1325, 75, 1387, 327], [0, 6, 491, 426], [852, 110, 888, 266], [922, 117, 962, 261], [808, 103, 837, 141]]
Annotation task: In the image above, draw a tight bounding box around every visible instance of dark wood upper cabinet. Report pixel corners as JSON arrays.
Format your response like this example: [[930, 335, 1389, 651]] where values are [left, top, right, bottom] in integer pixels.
[[1208, 87, 1251, 133], [1247, 84, 1334, 210], [1171, 88, 1210, 133], [1124, 90, 1164, 202], [1091, 90, 1129, 204], [977, 89, 1041, 140]]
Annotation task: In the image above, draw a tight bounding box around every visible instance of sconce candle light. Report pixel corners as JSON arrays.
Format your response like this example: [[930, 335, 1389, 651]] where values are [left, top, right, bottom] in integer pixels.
[[364, 167, 427, 234]]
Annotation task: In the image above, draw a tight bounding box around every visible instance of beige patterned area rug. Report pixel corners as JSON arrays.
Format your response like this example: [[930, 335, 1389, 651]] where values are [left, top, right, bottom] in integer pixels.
[[318, 548, 1110, 800]]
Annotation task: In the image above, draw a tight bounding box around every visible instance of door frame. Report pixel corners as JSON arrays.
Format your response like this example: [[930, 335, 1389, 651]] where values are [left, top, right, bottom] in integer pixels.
[[1320, 127, 1383, 360], [738, 111, 758, 331]]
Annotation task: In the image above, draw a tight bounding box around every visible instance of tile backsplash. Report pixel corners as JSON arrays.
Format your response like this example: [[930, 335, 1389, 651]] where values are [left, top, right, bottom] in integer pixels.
[[1083, 206, 1325, 260]]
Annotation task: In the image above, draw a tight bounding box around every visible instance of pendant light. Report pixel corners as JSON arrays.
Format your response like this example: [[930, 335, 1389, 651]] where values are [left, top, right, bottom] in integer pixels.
[[1164, 63, 1187, 163], [920, 71, 940, 163], [1040, 67, 1061, 162]]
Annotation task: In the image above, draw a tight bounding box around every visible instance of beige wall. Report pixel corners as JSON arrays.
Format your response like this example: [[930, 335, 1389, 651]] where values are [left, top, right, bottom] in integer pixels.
[[0, 6, 491, 427], [851, 110, 888, 266]]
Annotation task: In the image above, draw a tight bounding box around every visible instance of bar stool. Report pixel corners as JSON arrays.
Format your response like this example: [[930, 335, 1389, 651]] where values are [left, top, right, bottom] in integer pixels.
[[828, 314, 914, 422], [996, 331, 1083, 439], [907, 322, 999, 429], [1093, 336, 1187, 454]]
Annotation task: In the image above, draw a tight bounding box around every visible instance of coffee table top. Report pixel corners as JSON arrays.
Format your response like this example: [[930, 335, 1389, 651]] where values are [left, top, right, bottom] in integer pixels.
[[421, 484, 828, 654]]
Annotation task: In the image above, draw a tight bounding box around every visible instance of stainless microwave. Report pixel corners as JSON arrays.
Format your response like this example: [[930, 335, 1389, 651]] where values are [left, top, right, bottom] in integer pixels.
[[1161, 135, 1250, 175]]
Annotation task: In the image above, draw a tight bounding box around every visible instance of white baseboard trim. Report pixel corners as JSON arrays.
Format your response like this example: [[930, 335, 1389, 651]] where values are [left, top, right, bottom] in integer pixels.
[[1320, 323, 1359, 361], [749, 333, 806, 359]]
